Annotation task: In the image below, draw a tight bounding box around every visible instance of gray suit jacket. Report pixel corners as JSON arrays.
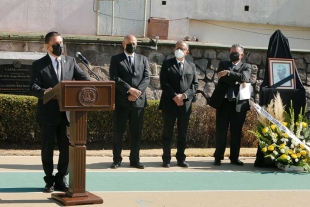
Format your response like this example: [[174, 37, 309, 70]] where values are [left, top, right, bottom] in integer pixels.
[[159, 58, 198, 114], [109, 52, 150, 108]]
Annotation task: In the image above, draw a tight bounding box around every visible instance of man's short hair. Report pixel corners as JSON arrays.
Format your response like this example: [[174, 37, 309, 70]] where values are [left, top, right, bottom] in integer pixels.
[[45, 32, 61, 44], [176, 40, 189, 50], [231, 44, 244, 52]]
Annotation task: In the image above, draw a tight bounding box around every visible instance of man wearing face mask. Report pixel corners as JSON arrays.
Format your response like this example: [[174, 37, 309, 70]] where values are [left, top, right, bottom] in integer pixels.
[[109, 34, 150, 169], [30, 32, 90, 192], [159, 41, 198, 168], [209, 44, 251, 166]]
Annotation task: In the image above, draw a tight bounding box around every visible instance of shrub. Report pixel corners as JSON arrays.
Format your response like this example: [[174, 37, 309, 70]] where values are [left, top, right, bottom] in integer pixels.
[[0, 94, 258, 148]]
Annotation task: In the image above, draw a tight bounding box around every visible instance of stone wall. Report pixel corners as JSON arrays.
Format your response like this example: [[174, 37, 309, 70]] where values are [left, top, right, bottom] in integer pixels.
[[1, 40, 310, 105]]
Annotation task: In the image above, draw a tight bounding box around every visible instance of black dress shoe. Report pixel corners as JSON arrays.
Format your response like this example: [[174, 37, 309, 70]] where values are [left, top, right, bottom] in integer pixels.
[[213, 159, 221, 166], [231, 159, 244, 166], [44, 184, 54, 193], [110, 161, 121, 169], [177, 161, 189, 168], [162, 161, 170, 168], [54, 182, 69, 192], [130, 162, 145, 169]]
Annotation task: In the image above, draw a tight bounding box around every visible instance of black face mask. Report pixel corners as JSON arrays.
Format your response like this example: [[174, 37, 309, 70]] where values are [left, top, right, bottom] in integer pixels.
[[125, 44, 136, 54], [51, 43, 63, 56], [229, 52, 240, 62]]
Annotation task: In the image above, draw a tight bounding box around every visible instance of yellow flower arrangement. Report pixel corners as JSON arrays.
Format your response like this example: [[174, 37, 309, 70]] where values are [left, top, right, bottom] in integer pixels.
[[262, 127, 269, 134], [249, 93, 310, 172]]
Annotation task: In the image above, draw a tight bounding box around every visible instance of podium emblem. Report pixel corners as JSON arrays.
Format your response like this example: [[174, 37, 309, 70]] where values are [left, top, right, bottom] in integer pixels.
[[78, 86, 98, 106]]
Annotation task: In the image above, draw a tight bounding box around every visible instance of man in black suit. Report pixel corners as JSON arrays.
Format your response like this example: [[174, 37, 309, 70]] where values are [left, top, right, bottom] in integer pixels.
[[159, 41, 198, 168], [30, 32, 90, 192], [109, 35, 150, 169], [209, 44, 251, 166]]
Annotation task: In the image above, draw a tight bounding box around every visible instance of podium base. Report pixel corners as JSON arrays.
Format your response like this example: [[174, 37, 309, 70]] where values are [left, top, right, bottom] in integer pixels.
[[52, 191, 103, 206]]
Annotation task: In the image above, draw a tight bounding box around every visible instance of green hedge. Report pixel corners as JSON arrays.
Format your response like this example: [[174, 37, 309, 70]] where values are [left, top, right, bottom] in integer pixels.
[[0, 94, 258, 148]]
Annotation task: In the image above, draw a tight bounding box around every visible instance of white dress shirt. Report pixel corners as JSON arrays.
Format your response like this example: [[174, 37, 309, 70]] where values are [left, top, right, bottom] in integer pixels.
[[124, 51, 135, 66], [48, 53, 61, 81]]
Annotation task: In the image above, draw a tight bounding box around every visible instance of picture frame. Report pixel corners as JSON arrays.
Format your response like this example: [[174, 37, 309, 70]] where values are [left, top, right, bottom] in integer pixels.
[[268, 58, 296, 89]]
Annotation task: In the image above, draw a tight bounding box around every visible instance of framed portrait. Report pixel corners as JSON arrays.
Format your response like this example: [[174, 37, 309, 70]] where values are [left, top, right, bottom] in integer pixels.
[[268, 58, 296, 89]]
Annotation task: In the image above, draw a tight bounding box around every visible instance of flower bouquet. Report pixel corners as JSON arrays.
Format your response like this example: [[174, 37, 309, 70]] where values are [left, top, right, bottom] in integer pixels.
[[249, 93, 310, 172]]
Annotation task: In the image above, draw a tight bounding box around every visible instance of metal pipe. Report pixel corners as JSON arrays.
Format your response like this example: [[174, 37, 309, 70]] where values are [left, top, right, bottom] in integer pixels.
[[143, 0, 148, 37], [111, 0, 115, 36], [96, 0, 99, 35]]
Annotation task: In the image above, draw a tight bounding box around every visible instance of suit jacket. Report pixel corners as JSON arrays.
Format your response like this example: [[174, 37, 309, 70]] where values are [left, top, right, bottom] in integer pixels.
[[159, 58, 198, 113], [30, 54, 90, 124], [209, 60, 251, 112], [109, 52, 150, 108]]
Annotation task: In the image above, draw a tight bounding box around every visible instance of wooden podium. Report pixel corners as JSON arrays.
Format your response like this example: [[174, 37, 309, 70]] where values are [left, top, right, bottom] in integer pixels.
[[43, 81, 115, 206]]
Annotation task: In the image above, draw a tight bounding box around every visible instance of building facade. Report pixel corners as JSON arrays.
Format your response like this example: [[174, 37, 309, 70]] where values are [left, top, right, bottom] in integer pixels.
[[0, 0, 309, 49]]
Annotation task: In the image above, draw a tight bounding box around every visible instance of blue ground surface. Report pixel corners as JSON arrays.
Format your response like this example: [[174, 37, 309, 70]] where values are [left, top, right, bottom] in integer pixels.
[[1, 171, 310, 192]]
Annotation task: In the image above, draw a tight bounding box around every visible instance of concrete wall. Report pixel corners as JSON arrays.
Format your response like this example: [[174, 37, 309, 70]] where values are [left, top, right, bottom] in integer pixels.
[[0, 0, 309, 50], [0, 0, 97, 35], [189, 20, 310, 50], [150, 0, 310, 27], [148, 0, 310, 49]]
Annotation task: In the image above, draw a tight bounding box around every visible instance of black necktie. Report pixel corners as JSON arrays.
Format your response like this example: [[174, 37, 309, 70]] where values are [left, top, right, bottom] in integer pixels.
[[178, 62, 184, 76], [128, 56, 135, 74]]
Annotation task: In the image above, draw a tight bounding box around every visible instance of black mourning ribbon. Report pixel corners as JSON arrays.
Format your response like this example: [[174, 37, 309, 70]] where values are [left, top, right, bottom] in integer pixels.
[[270, 74, 294, 88]]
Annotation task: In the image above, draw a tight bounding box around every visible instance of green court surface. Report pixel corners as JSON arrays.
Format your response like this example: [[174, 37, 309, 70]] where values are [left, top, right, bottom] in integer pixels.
[[1, 171, 310, 193]]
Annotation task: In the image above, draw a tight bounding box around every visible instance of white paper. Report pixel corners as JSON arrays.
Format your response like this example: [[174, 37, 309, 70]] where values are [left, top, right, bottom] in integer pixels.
[[239, 83, 251, 100]]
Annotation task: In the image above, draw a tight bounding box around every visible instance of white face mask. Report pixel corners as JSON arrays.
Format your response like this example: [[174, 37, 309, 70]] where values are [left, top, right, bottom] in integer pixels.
[[174, 49, 185, 59]]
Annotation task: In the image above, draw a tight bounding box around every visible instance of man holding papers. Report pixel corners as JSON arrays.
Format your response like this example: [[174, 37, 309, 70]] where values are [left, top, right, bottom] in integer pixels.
[[209, 44, 251, 166]]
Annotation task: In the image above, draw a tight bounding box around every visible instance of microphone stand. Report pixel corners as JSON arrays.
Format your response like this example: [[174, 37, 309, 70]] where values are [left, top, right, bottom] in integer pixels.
[[80, 61, 101, 81]]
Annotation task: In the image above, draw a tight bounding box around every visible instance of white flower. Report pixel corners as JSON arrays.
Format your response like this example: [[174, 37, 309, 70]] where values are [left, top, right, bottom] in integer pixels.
[[302, 140, 306, 144], [273, 151, 278, 155], [295, 159, 299, 162], [271, 156, 275, 160], [299, 136, 304, 140], [292, 140, 296, 145], [287, 156, 291, 160], [290, 144, 295, 149], [272, 138, 277, 143], [280, 149, 285, 153], [285, 146, 290, 150]]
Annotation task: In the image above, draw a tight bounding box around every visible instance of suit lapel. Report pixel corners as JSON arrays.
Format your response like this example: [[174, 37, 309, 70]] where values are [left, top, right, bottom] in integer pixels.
[[133, 54, 139, 75], [172, 58, 180, 74], [235, 61, 243, 72], [183, 59, 190, 75], [61, 55, 67, 81], [45, 54, 58, 82]]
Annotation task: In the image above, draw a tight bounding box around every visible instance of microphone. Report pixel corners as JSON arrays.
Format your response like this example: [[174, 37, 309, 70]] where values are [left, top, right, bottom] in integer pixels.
[[75, 52, 101, 81], [76, 52, 89, 65]]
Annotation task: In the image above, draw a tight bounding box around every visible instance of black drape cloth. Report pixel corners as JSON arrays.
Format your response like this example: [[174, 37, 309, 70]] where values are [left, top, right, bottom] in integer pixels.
[[255, 30, 306, 167]]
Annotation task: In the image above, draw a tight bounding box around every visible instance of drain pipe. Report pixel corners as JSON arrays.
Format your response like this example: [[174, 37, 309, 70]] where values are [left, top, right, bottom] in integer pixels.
[[111, 0, 115, 36], [143, 0, 148, 37]]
